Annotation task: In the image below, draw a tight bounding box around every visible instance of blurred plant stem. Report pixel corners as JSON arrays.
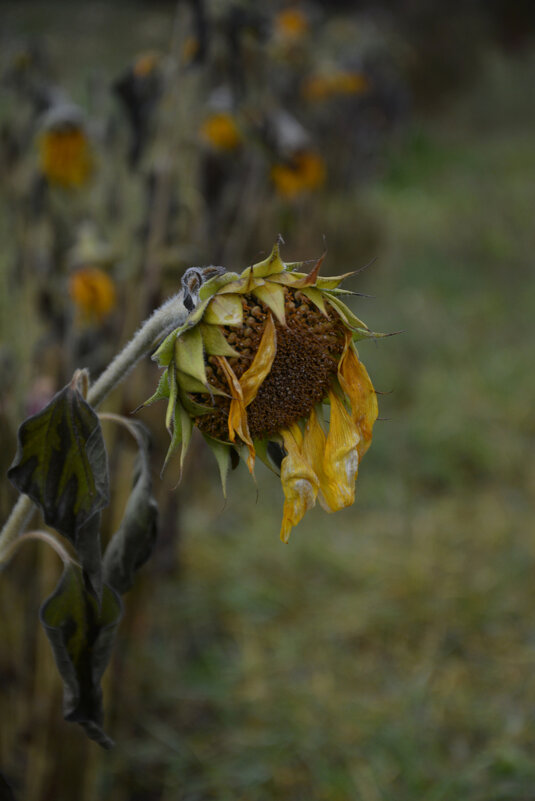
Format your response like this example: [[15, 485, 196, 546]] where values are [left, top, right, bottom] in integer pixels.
[[0, 290, 188, 557]]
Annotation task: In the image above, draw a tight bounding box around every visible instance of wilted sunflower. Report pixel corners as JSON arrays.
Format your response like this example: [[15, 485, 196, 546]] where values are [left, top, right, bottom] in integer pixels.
[[69, 267, 116, 323], [146, 242, 383, 542], [38, 105, 93, 188], [271, 150, 326, 199], [200, 112, 243, 152]]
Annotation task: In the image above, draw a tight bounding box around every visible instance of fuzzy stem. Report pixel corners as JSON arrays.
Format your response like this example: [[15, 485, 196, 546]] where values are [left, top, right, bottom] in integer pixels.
[[0, 290, 188, 554]]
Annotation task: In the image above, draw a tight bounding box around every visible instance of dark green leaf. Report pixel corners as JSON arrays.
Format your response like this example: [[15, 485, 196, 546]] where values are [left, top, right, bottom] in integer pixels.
[[0, 771, 17, 801], [40, 564, 122, 749], [103, 423, 158, 595], [8, 383, 109, 599]]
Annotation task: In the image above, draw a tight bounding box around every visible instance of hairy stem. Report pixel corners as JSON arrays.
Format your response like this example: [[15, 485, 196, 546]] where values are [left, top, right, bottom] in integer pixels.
[[0, 291, 188, 553]]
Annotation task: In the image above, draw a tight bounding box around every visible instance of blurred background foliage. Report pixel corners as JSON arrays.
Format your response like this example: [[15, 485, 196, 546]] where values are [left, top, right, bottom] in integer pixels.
[[1, 1, 535, 799]]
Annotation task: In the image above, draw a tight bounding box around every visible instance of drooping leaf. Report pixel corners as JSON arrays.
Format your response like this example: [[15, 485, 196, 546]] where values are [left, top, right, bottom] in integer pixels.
[[103, 424, 158, 595], [0, 771, 17, 800], [8, 383, 109, 599], [40, 564, 122, 749]]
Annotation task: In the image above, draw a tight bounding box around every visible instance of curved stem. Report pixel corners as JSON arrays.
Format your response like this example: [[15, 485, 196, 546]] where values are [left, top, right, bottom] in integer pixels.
[[0, 530, 76, 569], [0, 290, 188, 552], [87, 290, 187, 407]]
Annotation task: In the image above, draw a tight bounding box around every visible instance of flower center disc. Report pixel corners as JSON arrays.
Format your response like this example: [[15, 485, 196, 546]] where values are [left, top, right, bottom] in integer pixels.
[[194, 288, 346, 441]]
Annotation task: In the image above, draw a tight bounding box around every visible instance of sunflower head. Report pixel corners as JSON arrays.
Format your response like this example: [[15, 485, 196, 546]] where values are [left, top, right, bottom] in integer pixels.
[[274, 8, 310, 42], [303, 71, 370, 103], [200, 112, 243, 152], [69, 267, 116, 323], [145, 242, 384, 542], [271, 150, 326, 199], [38, 106, 93, 189]]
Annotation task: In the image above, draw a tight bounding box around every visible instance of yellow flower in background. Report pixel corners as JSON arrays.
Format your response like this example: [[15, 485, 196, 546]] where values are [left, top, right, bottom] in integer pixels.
[[200, 112, 242, 151], [182, 36, 200, 65], [271, 151, 326, 199], [303, 71, 370, 102], [274, 8, 309, 41], [38, 123, 93, 188], [69, 267, 116, 323], [146, 242, 384, 542], [132, 51, 160, 77]]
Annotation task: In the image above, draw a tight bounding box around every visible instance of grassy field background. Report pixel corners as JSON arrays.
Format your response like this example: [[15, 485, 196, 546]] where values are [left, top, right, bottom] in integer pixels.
[[1, 4, 535, 800]]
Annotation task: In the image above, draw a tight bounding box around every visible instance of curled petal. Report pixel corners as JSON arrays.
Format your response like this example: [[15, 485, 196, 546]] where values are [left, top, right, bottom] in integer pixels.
[[240, 313, 277, 406], [279, 425, 319, 543], [338, 333, 378, 458], [302, 405, 327, 478], [217, 357, 255, 473], [319, 391, 360, 512]]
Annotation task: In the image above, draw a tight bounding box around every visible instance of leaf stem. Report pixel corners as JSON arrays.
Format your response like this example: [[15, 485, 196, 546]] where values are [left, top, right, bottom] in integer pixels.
[[0, 290, 188, 553]]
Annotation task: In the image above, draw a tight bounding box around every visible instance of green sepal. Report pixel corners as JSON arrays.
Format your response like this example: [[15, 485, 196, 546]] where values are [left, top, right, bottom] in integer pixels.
[[200, 323, 240, 356], [162, 401, 193, 477], [140, 369, 170, 409], [315, 271, 357, 290], [176, 370, 228, 397], [204, 293, 244, 326], [175, 325, 207, 386], [253, 283, 286, 325], [217, 271, 258, 294], [152, 329, 179, 368], [203, 434, 232, 497], [300, 287, 328, 316], [199, 271, 240, 301], [165, 363, 178, 433], [267, 271, 308, 287], [251, 241, 286, 278], [152, 299, 210, 367], [178, 389, 214, 417], [325, 294, 369, 331], [253, 437, 281, 476]]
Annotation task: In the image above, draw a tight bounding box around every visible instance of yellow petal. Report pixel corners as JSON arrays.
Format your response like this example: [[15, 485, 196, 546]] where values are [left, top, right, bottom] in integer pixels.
[[302, 405, 327, 475], [338, 334, 378, 458], [279, 427, 319, 543], [217, 356, 255, 473], [319, 390, 360, 512], [240, 313, 277, 406]]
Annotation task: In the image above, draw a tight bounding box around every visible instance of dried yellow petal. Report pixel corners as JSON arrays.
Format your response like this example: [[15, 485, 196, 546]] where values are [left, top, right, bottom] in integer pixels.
[[279, 425, 319, 543], [319, 391, 360, 512]]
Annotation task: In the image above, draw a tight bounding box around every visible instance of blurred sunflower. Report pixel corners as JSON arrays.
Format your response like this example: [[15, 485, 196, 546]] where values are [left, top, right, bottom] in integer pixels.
[[69, 267, 116, 323], [303, 70, 370, 102], [146, 243, 382, 542], [274, 8, 310, 42], [200, 112, 242, 151], [271, 150, 326, 198], [38, 106, 93, 188]]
